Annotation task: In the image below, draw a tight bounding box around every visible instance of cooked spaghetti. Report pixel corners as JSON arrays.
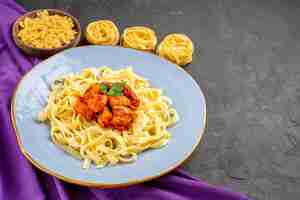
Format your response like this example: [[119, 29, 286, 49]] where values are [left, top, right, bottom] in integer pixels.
[[37, 67, 179, 169]]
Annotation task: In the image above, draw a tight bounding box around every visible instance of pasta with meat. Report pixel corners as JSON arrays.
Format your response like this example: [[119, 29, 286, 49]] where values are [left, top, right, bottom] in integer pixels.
[[37, 67, 179, 169]]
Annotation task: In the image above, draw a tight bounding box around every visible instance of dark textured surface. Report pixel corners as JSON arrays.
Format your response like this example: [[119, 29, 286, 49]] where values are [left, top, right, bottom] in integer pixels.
[[16, 0, 300, 199]]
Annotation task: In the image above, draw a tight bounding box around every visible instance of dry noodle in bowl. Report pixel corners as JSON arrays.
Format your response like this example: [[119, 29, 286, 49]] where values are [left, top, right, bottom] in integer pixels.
[[37, 67, 179, 169], [17, 10, 78, 49]]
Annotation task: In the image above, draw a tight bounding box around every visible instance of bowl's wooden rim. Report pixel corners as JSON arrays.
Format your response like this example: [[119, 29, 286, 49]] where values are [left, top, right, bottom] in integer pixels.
[[12, 9, 82, 52]]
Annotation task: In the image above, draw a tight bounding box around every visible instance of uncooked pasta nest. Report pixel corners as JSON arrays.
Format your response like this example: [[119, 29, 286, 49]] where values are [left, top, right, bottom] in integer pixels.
[[157, 33, 194, 66], [85, 20, 120, 46], [17, 10, 77, 49], [121, 26, 157, 52]]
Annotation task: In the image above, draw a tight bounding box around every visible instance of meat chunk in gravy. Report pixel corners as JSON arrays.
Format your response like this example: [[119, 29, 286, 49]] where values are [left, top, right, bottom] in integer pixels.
[[74, 97, 94, 120], [86, 94, 107, 113], [108, 96, 130, 107], [74, 83, 140, 132], [98, 106, 113, 127], [110, 106, 134, 131], [123, 85, 140, 110]]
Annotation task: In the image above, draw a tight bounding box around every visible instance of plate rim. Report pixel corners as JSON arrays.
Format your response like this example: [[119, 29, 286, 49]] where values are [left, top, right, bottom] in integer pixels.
[[10, 45, 207, 188]]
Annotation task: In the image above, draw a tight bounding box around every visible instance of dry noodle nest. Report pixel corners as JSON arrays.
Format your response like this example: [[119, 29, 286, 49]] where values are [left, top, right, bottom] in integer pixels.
[[17, 10, 77, 49], [85, 20, 120, 46], [157, 33, 194, 66], [121, 26, 157, 52]]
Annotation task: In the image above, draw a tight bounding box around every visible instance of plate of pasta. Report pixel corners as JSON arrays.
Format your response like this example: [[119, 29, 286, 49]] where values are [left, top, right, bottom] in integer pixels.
[[11, 45, 206, 187]]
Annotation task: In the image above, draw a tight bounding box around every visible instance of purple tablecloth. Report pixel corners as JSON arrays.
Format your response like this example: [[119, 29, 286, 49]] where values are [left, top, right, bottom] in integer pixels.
[[0, 1, 251, 199]]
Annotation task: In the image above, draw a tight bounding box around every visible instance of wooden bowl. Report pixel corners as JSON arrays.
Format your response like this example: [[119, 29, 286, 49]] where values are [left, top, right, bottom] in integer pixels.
[[12, 9, 82, 58]]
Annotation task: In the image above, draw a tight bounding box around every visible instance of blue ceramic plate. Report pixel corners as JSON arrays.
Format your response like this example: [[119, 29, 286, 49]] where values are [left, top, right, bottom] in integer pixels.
[[11, 46, 206, 187]]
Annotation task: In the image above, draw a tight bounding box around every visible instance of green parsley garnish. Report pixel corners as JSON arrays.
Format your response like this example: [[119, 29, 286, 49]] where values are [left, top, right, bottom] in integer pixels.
[[100, 83, 109, 93], [99, 82, 127, 96], [107, 82, 125, 96]]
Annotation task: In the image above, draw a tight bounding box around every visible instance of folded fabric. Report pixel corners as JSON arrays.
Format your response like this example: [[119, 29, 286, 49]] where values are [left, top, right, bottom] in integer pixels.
[[0, 1, 250, 199]]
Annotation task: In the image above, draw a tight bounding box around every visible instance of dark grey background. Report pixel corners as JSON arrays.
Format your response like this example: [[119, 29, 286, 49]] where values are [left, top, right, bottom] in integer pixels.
[[16, 0, 300, 199]]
